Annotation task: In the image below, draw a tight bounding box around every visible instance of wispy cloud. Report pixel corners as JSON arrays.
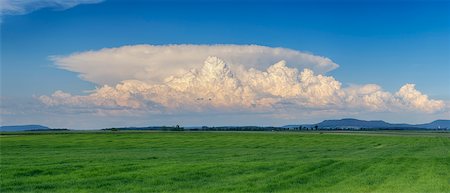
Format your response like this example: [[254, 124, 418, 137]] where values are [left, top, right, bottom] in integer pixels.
[[0, 0, 103, 16], [40, 45, 447, 117]]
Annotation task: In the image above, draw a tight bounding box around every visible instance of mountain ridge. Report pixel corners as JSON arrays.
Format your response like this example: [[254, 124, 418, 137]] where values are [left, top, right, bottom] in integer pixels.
[[0, 125, 51, 132], [284, 118, 450, 129]]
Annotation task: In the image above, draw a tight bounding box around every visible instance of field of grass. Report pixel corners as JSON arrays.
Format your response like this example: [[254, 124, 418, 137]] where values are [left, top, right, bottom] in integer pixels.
[[1, 131, 449, 192]]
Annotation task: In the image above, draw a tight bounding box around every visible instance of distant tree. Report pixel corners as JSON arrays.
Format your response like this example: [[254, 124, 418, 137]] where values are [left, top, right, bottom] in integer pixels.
[[174, 125, 184, 131], [314, 125, 318, 130]]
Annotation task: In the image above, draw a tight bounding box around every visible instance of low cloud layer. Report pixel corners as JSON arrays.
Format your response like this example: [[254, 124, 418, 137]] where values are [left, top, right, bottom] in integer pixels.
[[41, 47, 447, 116], [1, 0, 103, 16]]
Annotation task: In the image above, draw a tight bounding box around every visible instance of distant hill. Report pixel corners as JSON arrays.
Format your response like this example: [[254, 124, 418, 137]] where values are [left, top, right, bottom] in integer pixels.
[[415, 120, 450, 129], [0, 125, 50, 132], [284, 118, 450, 130]]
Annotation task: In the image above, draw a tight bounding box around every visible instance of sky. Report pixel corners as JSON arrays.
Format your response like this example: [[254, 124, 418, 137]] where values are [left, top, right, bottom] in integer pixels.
[[1, 0, 449, 129]]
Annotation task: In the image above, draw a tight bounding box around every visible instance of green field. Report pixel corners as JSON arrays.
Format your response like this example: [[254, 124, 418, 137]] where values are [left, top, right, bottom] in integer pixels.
[[1, 131, 449, 192]]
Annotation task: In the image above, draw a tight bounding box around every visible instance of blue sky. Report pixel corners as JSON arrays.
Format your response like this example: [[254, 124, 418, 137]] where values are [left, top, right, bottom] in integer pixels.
[[1, 0, 449, 128]]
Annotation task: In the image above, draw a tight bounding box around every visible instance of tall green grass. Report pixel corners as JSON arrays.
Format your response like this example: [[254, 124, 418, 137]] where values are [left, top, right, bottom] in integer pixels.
[[1, 131, 449, 192]]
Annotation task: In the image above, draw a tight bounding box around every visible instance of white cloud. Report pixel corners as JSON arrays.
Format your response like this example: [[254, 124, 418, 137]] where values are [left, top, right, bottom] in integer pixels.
[[0, 0, 103, 16], [395, 84, 445, 113], [41, 54, 447, 115], [51, 44, 339, 86], [343, 84, 393, 111]]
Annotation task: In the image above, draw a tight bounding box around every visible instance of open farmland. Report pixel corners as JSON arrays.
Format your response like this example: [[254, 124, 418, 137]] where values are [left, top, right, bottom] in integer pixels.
[[1, 131, 449, 192]]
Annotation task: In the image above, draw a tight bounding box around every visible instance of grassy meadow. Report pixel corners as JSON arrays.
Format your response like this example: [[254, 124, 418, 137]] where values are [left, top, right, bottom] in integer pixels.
[[1, 131, 449, 192]]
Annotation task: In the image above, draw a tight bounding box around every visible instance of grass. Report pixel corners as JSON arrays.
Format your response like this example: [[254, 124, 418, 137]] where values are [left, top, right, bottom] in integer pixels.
[[1, 131, 449, 192]]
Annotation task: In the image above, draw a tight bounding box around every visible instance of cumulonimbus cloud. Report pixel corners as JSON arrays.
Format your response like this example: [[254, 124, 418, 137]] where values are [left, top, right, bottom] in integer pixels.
[[40, 45, 447, 115], [51, 44, 339, 86], [0, 0, 103, 16]]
